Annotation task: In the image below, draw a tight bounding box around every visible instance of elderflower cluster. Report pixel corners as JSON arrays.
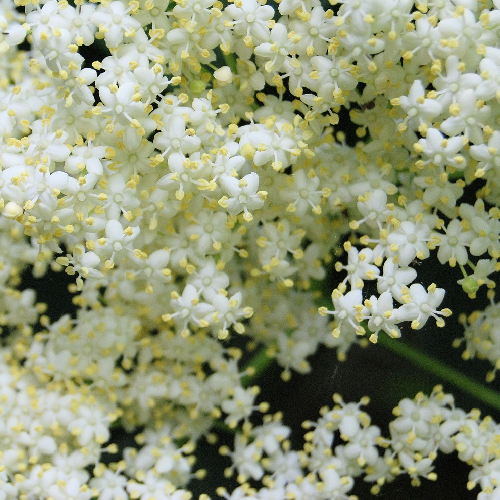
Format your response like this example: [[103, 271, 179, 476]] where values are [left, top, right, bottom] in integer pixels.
[[0, 0, 497, 497], [216, 386, 500, 499]]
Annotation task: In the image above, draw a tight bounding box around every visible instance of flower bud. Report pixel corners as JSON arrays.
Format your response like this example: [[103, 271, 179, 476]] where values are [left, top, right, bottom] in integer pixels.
[[2, 201, 23, 219], [461, 277, 479, 295], [214, 66, 233, 85]]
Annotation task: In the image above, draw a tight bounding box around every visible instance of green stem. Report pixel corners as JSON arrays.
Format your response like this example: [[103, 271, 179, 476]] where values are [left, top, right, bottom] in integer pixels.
[[241, 347, 274, 387], [459, 263, 468, 279], [377, 335, 500, 412], [211, 418, 236, 435], [206, 63, 219, 72], [223, 53, 237, 74]]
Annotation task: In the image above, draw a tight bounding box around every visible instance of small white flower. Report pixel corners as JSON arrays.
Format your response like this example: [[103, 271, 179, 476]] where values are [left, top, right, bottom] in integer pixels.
[[387, 220, 432, 266], [376, 259, 417, 302], [219, 172, 267, 221], [319, 288, 364, 338], [393, 80, 442, 131], [398, 284, 450, 330], [440, 89, 490, 144], [335, 246, 380, 289], [362, 291, 403, 342], [90, 1, 141, 48], [432, 219, 473, 266]]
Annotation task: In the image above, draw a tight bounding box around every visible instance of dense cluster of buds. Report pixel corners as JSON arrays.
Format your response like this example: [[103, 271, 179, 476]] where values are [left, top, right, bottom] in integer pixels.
[[0, 0, 498, 498]]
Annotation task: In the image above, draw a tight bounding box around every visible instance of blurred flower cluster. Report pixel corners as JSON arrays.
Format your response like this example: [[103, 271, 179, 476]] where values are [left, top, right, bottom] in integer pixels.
[[0, 0, 499, 498]]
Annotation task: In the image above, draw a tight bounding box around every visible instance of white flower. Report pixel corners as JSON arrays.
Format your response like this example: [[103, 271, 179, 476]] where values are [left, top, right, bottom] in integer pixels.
[[335, 246, 380, 289], [59, 3, 97, 46], [0, 18, 27, 53], [455, 418, 497, 465], [468, 210, 500, 258], [225, 435, 264, 480], [187, 259, 229, 301], [211, 291, 252, 339], [90, 468, 128, 500], [387, 220, 432, 266], [222, 386, 259, 426], [226, 0, 274, 44], [164, 284, 215, 335], [440, 89, 490, 145], [68, 405, 110, 446], [252, 420, 290, 455], [90, 1, 141, 48], [280, 169, 326, 216], [219, 172, 267, 221], [392, 80, 442, 131], [258, 219, 304, 262], [26, 1, 67, 44], [26, 120, 71, 163], [94, 53, 135, 87], [153, 115, 201, 170], [319, 288, 364, 338], [432, 55, 481, 108], [413, 127, 465, 170], [413, 170, 464, 213], [398, 284, 450, 330], [469, 130, 500, 178], [238, 122, 300, 172], [116, 28, 165, 66], [3, 0, 500, 497], [362, 291, 403, 342], [376, 259, 417, 302], [343, 424, 381, 466], [351, 189, 392, 231], [65, 142, 108, 176], [432, 219, 473, 266], [461, 301, 500, 373], [254, 23, 295, 73], [98, 82, 150, 130], [98, 219, 140, 266]]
